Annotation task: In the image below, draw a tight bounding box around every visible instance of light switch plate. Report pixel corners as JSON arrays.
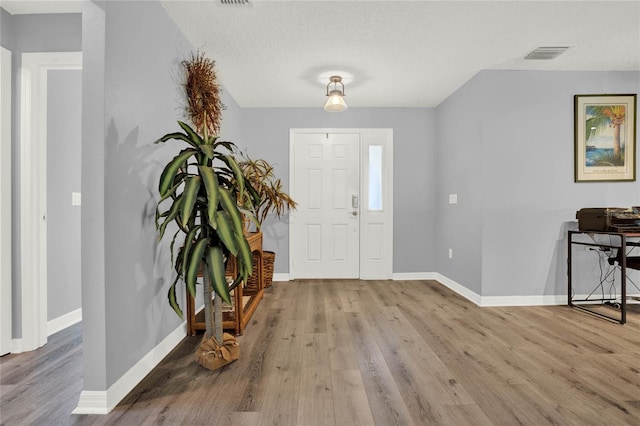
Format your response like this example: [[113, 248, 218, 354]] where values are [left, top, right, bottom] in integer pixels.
[[448, 194, 458, 204], [72, 192, 82, 206]]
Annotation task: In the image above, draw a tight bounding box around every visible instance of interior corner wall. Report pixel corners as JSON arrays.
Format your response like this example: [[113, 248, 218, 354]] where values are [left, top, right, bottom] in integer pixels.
[[434, 79, 484, 295], [436, 70, 640, 299], [82, 0, 193, 391], [220, 87, 243, 144], [240, 107, 437, 275]]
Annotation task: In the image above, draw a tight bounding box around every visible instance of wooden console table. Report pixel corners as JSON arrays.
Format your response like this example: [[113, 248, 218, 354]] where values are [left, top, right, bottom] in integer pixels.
[[186, 231, 264, 335]]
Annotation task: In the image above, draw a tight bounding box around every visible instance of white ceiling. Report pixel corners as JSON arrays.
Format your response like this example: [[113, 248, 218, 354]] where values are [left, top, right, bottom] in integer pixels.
[[160, 1, 640, 108], [0, 0, 82, 14], [3, 1, 639, 108]]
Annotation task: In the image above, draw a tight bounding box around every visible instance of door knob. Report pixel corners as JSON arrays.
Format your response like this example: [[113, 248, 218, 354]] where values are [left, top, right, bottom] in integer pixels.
[[352, 211, 358, 216]]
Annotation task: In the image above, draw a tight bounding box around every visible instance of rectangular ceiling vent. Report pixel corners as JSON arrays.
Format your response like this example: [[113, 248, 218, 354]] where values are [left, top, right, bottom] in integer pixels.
[[525, 46, 570, 60], [220, 0, 252, 6]]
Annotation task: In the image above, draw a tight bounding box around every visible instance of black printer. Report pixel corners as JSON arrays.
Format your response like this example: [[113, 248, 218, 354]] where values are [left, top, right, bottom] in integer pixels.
[[576, 207, 640, 232]]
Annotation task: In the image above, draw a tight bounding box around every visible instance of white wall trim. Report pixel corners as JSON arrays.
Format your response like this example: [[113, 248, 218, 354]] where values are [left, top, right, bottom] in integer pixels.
[[432, 273, 483, 305], [272, 273, 290, 282], [392, 272, 439, 281], [47, 308, 82, 336], [0, 46, 12, 356], [73, 322, 187, 415], [11, 338, 24, 354], [393, 272, 566, 307], [71, 391, 108, 416], [480, 294, 566, 307], [20, 52, 82, 352]]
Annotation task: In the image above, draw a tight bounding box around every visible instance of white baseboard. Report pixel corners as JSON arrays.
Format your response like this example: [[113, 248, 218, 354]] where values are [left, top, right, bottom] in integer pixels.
[[480, 294, 566, 307], [47, 308, 82, 336], [433, 273, 484, 305], [11, 338, 23, 354], [393, 272, 566, 307], [392, 272, 439, 281], [11, 314, 82, 354], [272, 273, 290, 282], [72, 391, 107, 415], [72, 321, 187, 415]]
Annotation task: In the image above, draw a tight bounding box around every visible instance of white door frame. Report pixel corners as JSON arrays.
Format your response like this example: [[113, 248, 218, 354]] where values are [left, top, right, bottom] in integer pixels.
[[289, 128, 393, 280], [20, 52, 82, 351], [1, 47, 13, 355]]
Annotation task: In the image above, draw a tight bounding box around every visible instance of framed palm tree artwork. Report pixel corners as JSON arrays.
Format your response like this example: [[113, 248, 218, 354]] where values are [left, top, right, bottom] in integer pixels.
[[574, 94, 636, 182]]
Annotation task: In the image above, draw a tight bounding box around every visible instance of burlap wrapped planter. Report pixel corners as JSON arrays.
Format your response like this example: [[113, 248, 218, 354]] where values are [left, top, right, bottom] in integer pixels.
[[195, 332, 240, 370]]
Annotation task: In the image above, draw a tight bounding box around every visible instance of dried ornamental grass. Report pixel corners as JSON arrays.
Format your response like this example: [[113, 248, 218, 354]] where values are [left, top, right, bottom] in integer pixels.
[[182, 51, 223, 136]]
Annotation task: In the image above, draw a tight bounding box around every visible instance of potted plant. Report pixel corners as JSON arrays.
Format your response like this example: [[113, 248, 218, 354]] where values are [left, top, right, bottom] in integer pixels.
[[155, 52, 258, 370], [236, 153, 297, 287]]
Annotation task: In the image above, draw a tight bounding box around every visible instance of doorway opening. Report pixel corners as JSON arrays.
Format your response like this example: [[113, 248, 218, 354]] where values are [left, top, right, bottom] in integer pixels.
[[20, 51, 82, 352]]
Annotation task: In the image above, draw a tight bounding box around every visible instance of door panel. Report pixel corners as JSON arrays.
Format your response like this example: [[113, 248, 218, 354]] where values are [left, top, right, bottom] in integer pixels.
[[359, 131, 394, 279], [293, 133, 360, 278]]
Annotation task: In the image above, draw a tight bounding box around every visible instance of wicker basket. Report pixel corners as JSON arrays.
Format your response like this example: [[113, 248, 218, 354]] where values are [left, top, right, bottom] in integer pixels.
[[263, 251, 275, 288], [244, 252, 260, 292], [244, 251, 275, 291]]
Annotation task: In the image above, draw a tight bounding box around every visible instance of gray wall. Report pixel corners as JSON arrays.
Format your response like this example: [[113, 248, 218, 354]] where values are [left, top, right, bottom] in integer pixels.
[[47, 69, 82, 321], [82, 0, 195, 390], [0, 10, 81, 52], [434, 79, 485, 294], [0, 8, 81, 337], [436, 70, 640, 298], [220, 86, 244, 144], [240, 107, 437, 274]]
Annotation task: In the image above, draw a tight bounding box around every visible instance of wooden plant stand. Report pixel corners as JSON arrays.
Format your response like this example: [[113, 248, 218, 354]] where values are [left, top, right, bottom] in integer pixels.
[[186, 232, 264, 336]]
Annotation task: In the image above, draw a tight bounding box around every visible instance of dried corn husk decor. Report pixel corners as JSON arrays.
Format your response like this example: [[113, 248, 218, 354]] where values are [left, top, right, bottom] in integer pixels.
[[195, 332, 240, 371], [182, 51, 223, 136]]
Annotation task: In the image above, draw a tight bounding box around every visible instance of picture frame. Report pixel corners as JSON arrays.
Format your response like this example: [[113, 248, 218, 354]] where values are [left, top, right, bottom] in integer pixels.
[[574, 94, 636, 182]]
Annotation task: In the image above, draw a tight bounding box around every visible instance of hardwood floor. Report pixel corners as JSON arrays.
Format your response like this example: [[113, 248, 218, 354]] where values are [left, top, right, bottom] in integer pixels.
[[2, 279, 640, 425], [0, 321, 83, 425]]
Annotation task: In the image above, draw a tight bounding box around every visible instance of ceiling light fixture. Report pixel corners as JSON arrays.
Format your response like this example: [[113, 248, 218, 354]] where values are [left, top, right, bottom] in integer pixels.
[[324, 75, 347, 112]]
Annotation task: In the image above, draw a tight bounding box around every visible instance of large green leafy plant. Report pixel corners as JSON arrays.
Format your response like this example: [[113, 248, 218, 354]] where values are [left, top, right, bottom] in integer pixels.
[[155, 52, 258, 345], [155, 122, 256, 316]]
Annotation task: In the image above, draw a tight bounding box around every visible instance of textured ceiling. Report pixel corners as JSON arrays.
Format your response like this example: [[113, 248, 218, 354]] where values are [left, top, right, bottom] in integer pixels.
[[3, 1, 639, 108], [160, 0, 640, 108]]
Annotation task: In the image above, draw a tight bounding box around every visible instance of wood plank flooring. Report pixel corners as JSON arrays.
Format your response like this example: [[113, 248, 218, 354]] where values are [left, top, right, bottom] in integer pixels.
[[2, 279, 640, 425]]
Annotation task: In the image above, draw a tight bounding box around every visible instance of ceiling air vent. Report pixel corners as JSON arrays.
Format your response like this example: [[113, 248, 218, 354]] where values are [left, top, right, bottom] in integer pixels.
[[525, 46, 570, 60], [220, 0, 252, 6]]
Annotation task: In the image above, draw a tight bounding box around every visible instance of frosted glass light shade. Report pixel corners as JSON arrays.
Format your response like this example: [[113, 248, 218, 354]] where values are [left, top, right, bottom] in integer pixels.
[[324, 90, 348, 112]]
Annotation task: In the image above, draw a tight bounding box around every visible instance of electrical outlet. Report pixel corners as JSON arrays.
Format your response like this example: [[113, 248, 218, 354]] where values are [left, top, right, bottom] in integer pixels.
[[449, 194, 458, 204], [448, 248, 453, 259]]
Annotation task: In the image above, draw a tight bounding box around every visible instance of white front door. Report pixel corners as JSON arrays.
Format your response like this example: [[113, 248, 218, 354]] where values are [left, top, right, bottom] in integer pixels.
[[292, 132, 360, 278]]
